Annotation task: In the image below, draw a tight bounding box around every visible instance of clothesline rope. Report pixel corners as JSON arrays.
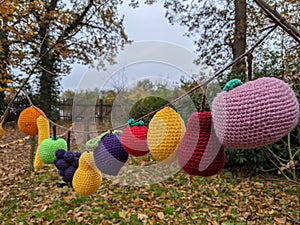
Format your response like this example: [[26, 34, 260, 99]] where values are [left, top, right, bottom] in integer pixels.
[[18, 25, 278, 135]]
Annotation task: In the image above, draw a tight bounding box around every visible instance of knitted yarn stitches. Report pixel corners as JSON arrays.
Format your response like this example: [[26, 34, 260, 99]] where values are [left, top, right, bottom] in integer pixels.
[[18, 106, 45, 136], [212, 77, 300, 149], [0, 122, 3, 139], [72, 152, 102, 197], [34, 116, 50, 172], [39, 137, 67, 164], [178, 112, 225, 176], [94, 133, 128, 176], [147, 107, 186, 161], [121, 125, 149, 157]]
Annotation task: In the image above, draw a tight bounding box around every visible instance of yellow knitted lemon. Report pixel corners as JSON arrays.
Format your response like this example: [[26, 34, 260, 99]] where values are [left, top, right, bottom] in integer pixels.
[[18, 106, 45, 136], [147, 107, 186, 161], [72, 152, 102, 197], [34, 116, 50, 172]]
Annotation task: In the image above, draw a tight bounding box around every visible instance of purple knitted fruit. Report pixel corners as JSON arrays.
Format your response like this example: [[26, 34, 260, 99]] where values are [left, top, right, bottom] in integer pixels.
[[55, 149, 66, 159], [212, 77, 299, 149], [178, 112, 225, 176], [55, 159, 69, 170], [64, 151, 74, 163], [63, 166, 77, 183], [94, 133, 128, 176]]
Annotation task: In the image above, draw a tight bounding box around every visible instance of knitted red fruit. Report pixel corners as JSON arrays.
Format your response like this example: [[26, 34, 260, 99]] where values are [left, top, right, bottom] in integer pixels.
[[178, 112, 225, 176], [121, 119, 149, 157]]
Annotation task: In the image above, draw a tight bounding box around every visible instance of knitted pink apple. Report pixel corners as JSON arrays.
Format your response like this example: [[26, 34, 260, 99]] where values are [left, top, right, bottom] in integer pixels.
[[212, 77, 299, 149]]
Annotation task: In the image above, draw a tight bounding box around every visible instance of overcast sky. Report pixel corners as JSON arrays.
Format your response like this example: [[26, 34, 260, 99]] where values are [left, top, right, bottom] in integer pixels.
[[61, 2, 195, 91]]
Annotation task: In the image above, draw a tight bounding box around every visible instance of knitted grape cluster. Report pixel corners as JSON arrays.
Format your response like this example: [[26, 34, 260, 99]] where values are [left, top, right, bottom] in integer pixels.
[[54, 149, 81, 186]]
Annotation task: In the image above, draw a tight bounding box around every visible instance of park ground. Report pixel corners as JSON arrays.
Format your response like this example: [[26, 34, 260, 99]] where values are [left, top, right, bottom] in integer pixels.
[[0, 124, 299, 225]]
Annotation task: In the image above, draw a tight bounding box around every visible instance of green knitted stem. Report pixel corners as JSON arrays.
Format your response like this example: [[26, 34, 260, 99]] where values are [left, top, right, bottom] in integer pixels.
[[30, 137, 35, 172], [85, 129, 123, 151], [223, 79, 243, 91], [128, 118, 145, 127]]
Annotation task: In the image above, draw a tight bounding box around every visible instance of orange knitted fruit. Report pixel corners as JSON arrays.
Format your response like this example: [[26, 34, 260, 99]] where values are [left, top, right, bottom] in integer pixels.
[[18, 106, 45, 136]]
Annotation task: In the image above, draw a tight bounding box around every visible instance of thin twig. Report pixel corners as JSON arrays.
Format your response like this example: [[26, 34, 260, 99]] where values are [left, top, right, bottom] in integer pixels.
[[0, 27, 82, 124], [38, 65, 56, 76], [111, 25, 278, 132], [282, 212, 300, 224], [20, 25, 278, 135], [253, 0, 300, 44], [161, 181, 197, 225], [22, 89, 33, 106]]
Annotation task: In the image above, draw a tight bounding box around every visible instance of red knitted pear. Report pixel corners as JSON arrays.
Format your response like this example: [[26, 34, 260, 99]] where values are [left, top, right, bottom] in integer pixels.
[[178, 112, 225, 176], [121, 119, 149, 157]]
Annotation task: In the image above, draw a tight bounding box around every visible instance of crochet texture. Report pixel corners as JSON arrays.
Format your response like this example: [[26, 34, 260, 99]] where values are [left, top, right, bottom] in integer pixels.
[[212, 77, 300, 149], [178, 112, 225, 176], [18, 106, 45, 136], [121, 125, 149, 157], [147, 107, 186, 161], [34, 116, 50, 172], [94, 133, 128, 176], [72, 152, 102, 197]]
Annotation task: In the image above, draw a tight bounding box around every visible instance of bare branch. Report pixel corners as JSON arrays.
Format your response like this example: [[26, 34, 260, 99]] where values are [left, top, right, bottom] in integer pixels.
[[253, 0, 300, 44]]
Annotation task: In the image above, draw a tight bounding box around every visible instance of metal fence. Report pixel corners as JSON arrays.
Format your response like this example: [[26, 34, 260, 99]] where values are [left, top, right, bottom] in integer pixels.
[[59, 99, 113, 123]]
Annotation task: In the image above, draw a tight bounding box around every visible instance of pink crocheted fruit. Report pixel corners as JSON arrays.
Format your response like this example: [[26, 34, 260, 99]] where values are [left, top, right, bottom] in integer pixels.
[[178, 112, 225, 176], [121, 119, 149, 157], [212, 77, 299, 149]]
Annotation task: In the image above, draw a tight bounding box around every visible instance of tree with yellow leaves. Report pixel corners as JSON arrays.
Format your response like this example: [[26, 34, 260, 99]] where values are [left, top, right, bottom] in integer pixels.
[[0, 0, 129, 118]]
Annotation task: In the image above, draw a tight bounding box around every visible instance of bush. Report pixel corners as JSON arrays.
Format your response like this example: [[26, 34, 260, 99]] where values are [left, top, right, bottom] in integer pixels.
[[129, 96, 169, 125]]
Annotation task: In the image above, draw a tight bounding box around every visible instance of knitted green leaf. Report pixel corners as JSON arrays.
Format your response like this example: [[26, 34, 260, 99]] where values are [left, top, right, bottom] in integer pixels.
[[223, 79, 243, 91], [127, 118, 145, 127]]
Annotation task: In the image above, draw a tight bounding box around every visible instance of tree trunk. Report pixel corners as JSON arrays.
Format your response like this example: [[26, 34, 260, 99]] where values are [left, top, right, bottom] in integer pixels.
[[36, 0, 60, 119], [0, 19, 10, 114], [232, 0, 247, 79]]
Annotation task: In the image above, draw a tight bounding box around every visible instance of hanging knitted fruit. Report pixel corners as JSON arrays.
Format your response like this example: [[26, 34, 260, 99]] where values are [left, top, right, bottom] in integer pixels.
[[85, 130, 110, 151], [212, 77, 300, 149], [121, 119, 149, 157], [147, 106, 186, 161], [72, 151, 102, 197], [39, 126, 67, 164], [0, 121, 4, 139], [54, 149, 81, 186], [178, 112, 225, 176], [94, 132, 128, 176], [18, 106, 45, 136], [34, 116, 50, 172]]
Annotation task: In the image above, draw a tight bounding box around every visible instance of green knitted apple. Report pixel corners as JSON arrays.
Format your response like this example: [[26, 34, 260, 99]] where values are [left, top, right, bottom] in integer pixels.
[[39, 135, 67, 164]]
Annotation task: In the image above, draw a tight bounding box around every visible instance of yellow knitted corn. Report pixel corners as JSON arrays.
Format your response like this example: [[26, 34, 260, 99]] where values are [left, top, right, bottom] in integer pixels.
[[0, 121, 3, 139], [147, 107, 186, 161], [72, 152, 102, 197], [34, 116, 50, 172]]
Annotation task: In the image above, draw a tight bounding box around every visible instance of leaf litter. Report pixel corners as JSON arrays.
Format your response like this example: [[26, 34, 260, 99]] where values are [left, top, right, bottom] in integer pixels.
[[0, 126, 299, 224]]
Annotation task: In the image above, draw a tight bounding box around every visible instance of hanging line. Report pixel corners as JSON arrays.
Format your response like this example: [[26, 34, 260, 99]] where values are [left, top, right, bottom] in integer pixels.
[[22, 25, 278, 135], [247, 52, 254, 81], [200, 85, 207, 113]]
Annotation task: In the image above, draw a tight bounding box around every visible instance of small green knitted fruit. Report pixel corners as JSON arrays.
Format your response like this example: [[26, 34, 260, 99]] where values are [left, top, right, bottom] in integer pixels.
[[85, 131, 110, 151], [39, 137, 67, 164], [223, 79, 243, 92]]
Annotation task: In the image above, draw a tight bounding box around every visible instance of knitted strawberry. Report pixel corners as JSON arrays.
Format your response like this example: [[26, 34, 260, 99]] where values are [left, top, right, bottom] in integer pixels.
[[178, 112, 225, 176], [212, 77, 299, 149], [121, 119, 149, 157]]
